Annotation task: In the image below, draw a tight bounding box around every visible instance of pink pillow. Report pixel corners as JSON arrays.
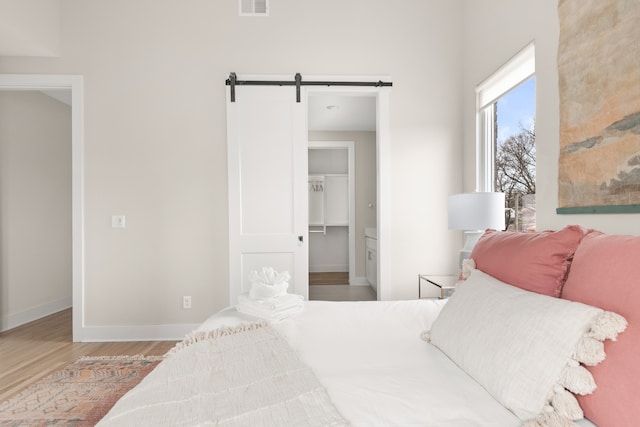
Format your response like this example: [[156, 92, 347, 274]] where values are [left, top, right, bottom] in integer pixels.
[[561, 231, 639, 426], [469, 225, 584, 297]]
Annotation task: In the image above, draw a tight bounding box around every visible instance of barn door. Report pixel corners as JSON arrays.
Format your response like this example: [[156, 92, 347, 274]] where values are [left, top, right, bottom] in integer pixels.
[[226, 83, 308, 305]]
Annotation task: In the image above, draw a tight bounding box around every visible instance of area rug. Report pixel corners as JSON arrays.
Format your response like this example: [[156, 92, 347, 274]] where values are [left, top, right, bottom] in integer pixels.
[[0, 355, 163, 426]]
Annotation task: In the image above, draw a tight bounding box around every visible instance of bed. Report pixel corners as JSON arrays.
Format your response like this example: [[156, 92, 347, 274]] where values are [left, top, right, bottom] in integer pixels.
[[97, 227, 637, 427]]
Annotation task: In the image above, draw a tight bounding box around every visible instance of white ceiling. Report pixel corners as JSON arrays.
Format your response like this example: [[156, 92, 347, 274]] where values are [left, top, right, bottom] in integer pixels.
[[308, 94, 376, 132]]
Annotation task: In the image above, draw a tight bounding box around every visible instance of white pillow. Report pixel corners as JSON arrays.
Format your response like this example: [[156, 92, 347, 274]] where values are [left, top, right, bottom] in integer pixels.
[[423, 268, 626, 426]]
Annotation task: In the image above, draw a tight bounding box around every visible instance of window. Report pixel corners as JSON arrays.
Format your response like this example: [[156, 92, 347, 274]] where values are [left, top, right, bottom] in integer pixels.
[[476, 43, 536, 232]]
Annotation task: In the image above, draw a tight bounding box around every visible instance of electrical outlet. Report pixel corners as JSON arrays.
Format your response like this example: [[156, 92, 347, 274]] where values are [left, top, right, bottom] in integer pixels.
[[182, 296, 192, 309]]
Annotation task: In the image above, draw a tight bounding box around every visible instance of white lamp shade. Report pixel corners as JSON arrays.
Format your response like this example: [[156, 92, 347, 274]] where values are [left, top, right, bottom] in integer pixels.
[[448, 192, 505, 231]]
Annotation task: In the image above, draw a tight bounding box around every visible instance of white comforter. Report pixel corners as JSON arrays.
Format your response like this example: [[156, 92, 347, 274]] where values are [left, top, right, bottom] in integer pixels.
[[200, 300, 521, 427], [101, 299, 598, 426]]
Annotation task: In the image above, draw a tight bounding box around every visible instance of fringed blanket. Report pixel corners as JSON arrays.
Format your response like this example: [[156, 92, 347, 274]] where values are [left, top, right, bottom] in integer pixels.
[[97, 322, 349, 426]]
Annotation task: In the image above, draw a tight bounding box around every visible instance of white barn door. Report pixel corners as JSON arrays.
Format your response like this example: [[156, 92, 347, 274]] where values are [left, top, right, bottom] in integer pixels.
[[226, 83, 308, 305]]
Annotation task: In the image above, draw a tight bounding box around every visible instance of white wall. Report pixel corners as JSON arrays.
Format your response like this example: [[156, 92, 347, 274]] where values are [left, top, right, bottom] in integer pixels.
[[462, 0, 640, 236], [0, 91, 71, 331], [0, 0, 61, 56], [0, 1, 465, 334]]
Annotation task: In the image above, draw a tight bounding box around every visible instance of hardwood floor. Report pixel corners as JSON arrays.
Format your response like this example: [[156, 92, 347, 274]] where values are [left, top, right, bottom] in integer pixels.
[[309, 272, 349, 286], [0, 309, 176, 403]]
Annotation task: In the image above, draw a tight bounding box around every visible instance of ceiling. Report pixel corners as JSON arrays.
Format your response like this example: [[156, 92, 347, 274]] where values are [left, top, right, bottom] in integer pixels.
[[308, 94, 376, 132]]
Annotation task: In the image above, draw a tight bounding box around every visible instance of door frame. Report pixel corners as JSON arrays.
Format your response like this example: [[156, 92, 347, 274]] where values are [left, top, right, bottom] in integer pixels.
[[0, 74, 85, 340], [304, 80, 391, 300]]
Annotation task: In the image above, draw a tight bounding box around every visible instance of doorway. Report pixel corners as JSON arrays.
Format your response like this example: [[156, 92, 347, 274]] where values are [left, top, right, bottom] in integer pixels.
[[0, 90, 71, 331], [307, 92, 381, 301], [307, 142, 362, 300], [0, 74, 84, 341], [226, 74, 391, 302]]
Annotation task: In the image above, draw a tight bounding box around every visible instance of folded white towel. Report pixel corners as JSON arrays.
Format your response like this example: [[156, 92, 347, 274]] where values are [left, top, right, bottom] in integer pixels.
[[248, 267, 291, 299], [250, 282, 288, 299]]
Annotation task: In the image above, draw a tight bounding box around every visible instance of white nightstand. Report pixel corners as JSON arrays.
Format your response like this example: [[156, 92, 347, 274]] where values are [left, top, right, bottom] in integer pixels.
[[418, 274, 458, 299]]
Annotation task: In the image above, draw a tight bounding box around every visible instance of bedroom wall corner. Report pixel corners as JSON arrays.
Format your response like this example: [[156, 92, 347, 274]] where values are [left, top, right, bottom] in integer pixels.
[[386, 2, 465, 300]]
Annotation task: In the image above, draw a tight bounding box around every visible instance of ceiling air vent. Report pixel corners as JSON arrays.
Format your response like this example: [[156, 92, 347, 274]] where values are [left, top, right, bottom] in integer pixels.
[[240, 0, 269, 16]]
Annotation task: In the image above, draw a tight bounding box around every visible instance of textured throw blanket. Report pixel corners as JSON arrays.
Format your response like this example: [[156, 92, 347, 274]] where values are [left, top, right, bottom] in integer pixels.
[[97, 322, 349, 426]]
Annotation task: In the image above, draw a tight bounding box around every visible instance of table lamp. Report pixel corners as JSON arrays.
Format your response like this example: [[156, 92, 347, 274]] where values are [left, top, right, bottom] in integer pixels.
[[448, 192, 505, 267]]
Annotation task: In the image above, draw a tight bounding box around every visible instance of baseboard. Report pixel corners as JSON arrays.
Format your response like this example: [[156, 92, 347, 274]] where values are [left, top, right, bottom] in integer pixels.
[[77, 323, 201, 342], [0, 296, 72, 332]]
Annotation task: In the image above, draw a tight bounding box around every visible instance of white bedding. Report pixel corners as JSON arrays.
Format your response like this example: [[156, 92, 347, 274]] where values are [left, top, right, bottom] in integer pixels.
[[102, 299, 598, 426], [199, 300, 597, 427], [98, 323, 348, 426], [200, 300, 521, 426]]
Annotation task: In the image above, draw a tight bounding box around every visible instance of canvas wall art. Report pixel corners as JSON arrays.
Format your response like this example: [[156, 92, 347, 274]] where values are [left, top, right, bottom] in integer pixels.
[[557, 0, 640, 213]]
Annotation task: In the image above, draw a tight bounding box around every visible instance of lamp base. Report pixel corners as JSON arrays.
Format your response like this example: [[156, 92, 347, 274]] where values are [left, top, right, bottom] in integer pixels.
[[458, 230, 484, 268]]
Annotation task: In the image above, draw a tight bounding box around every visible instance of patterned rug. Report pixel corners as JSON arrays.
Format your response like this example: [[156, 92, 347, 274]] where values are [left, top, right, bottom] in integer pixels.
[[0, 355, 163, 426]]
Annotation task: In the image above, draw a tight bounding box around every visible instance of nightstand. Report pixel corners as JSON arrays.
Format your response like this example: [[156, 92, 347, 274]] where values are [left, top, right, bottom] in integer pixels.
[[418, 274, 458, 299]]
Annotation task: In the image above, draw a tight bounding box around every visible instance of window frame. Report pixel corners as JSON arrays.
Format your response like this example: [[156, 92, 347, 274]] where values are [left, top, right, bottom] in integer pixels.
[[475, 42, 535, 192]]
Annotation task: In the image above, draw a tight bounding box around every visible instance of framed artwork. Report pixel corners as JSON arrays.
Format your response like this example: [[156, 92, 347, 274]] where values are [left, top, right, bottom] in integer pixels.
[[557, 0, 640, 214]]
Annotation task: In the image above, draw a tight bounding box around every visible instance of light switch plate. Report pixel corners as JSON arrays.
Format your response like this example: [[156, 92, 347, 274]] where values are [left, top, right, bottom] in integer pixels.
[[111, 215, 126, 228]]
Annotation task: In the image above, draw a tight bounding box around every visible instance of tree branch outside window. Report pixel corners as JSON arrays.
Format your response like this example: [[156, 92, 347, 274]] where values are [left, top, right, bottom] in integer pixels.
[[495, 120, 536, 231]]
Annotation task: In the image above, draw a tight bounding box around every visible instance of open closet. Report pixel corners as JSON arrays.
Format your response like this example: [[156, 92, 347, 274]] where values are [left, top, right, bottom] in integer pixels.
[[308, 142, 353, 285]]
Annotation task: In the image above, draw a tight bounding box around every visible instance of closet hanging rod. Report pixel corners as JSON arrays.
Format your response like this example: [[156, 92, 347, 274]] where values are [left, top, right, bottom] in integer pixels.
[[226, 72, 393, 103]]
